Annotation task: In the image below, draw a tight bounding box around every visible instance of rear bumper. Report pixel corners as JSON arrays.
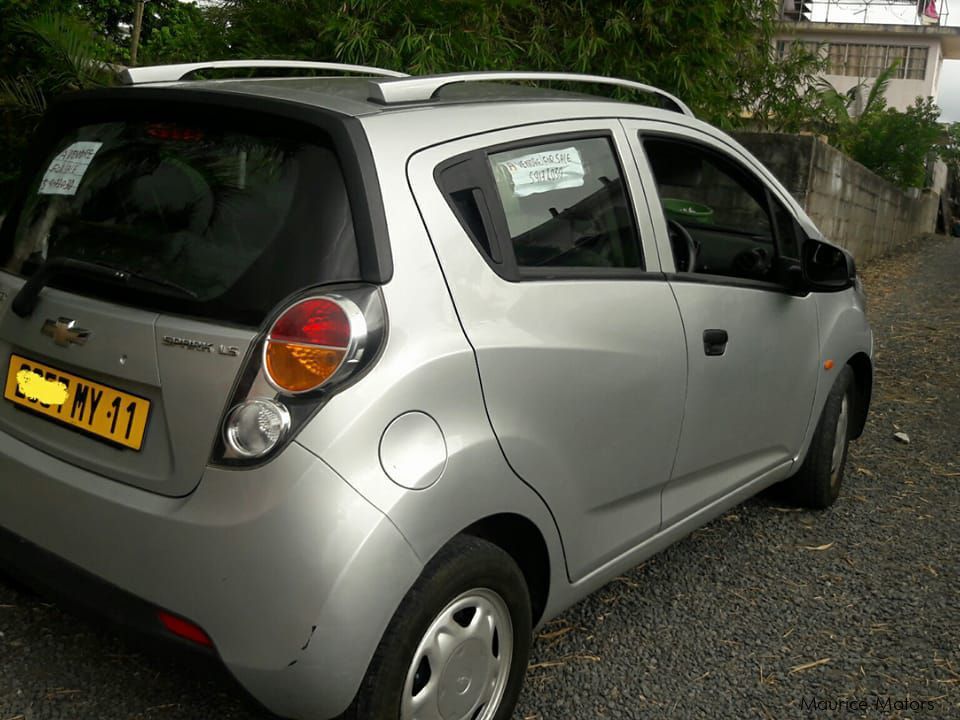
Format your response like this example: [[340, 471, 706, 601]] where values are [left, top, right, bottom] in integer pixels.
[[0, 522, 219, 653], [0, 430, 424, 720]]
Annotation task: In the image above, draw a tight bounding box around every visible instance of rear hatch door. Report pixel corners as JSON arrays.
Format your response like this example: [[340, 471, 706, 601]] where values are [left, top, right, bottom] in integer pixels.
[[0, 93, 365, 496]]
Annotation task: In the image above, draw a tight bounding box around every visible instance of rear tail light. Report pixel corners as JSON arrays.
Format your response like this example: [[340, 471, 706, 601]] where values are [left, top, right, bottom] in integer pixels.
[[211, 286, 386, 466], [223, 398, 291, 457], [264, 297, 365, 394]]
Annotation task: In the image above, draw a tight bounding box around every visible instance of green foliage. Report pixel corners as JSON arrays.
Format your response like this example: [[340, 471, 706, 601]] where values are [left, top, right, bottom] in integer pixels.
[[740, 41, 827, 133], [8, 12, 114, 96], [138, 3, 228, 64], [9, 0, 929, 208], [71, 0, 227, 64], [938, 122, 960, 176], [0, 4, 116, 208], [0, 0, 830, 211], [846, 98, 943, 190], [814, 67, 944, 190], [813, 62, 898, 143], [213, 0, 820, 127]]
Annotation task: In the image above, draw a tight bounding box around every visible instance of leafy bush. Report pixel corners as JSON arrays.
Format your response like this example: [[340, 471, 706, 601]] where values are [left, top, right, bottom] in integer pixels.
[[847, 98, 942, 190], [812, 66, 946, 190], [214, 0, 822, 128], [0, 4, 114, 208], [0, 0, 852, 208]]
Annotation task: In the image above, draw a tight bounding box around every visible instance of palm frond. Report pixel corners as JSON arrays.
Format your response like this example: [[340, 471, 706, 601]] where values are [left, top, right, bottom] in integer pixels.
[[0, 76, 47, 117], [13, 12, 113, 90], [814, 78, 852, 121], [862, 61, 899, 117]]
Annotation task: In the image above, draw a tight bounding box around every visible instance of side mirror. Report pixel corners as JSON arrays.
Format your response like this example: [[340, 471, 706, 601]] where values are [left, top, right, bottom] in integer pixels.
[[801, 238, 855, 291]]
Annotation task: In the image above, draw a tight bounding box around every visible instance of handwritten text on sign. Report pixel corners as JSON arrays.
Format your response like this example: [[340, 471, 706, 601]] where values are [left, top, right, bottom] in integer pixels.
[[497, 146, 585, 197], [38, 141, 103, 196]]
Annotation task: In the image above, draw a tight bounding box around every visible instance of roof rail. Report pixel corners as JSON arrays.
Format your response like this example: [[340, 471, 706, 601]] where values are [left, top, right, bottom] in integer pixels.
[[367, 71, 693, 116], [120, 60, 408, 85]]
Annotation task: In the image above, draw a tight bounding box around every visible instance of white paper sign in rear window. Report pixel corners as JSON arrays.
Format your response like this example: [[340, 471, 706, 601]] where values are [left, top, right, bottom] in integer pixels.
[[38, 141, 103, 196], [497, 146, 585, 197]]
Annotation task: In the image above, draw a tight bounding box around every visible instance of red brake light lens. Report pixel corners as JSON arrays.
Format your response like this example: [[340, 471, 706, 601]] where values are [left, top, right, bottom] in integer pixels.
[[145, 124, 205, 142], [265, 297, 354, 394], [268, 297, 352, 347], [157, 610, 212, 647]]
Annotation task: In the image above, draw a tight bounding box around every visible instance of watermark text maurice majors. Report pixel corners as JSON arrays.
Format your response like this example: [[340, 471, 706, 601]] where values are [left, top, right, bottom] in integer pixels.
[[799, 696, 936, 714]]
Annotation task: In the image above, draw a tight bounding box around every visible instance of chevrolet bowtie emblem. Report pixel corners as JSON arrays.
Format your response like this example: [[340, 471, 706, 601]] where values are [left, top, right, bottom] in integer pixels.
[[41, 317, 90, 347]]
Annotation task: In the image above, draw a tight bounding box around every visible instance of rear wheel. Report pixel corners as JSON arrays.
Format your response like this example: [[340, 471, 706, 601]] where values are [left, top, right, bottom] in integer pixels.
[[783, 366, 854, 509], [341, 535, 532, 720]]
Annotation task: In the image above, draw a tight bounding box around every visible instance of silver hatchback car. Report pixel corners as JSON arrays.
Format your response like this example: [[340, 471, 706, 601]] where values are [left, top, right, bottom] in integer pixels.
[[0, 61, 872, 720]]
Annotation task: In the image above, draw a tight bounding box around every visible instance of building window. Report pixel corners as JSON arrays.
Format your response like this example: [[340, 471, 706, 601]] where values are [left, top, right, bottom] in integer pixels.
[[862, 44, 889, 76], [777, 39, 823, 60], [780, 40, 928, 80], [904, 46, 929, 79], [885, 45, 908, 76], [827, 42, 928, 79]]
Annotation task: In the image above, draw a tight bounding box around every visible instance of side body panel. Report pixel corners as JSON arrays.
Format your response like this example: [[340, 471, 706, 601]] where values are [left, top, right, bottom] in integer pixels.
[[795, 289, 873, 461], [294, 114, 569, 598], [659, 282, 820, 522], [623, 119, 821, 523], [402, 119, 686, 581]]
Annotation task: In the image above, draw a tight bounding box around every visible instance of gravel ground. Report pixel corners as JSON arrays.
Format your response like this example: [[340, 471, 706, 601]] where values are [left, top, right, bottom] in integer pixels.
[[1, 235, 958, 720]]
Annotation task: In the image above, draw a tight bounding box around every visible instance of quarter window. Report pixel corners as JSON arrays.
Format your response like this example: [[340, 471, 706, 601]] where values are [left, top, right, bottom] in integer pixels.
[[771, 196, 802, 260]]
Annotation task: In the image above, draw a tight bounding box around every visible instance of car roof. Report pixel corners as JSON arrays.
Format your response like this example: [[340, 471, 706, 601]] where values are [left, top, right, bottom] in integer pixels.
[[118, 76, 679, 120]]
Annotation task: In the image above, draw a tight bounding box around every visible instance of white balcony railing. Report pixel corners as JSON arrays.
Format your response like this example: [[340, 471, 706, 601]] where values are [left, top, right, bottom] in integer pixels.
[[780, 0, 950, 26]]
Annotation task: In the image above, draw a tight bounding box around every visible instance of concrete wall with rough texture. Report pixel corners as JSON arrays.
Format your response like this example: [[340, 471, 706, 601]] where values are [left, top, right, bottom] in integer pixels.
[[732, 132, 939, 263]]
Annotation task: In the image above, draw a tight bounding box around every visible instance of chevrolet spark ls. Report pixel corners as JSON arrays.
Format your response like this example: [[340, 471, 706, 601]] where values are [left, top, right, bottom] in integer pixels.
[[0, 62, 872, 720]]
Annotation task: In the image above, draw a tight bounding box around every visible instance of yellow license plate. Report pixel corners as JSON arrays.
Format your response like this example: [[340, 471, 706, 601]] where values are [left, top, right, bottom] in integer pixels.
[[4, 354, 151, 450]]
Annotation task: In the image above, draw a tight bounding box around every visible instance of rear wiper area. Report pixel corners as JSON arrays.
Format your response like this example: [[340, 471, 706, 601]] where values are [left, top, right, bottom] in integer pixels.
[[91, 261, 200, 300], [12, 257, 198, 318]]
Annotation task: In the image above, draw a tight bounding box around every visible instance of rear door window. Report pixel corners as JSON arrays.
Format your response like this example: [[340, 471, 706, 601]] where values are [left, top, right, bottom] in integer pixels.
[[2, 112, 360, 326], [487, 137, 642, 270], [436, 133, 645, 278]]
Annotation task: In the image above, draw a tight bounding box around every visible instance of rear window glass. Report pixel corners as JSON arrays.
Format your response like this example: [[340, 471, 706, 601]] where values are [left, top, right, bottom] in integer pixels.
[[2, 114, 360, 326]]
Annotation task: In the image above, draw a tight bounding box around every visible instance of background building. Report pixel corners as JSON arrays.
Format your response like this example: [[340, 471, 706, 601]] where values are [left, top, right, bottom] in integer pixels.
[[777, 0, 960, 111]]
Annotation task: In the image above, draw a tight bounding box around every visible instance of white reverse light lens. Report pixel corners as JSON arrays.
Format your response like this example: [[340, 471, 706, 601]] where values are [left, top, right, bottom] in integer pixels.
[[224, 399, 291, 458]]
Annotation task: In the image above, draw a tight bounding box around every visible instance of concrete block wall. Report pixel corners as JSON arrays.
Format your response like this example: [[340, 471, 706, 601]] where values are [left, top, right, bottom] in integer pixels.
[[732, 132, 938, 263]]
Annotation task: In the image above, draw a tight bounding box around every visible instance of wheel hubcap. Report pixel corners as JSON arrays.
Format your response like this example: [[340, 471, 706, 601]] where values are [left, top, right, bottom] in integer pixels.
[[401, 589, 513, 720], [830, 393, 850, 487]]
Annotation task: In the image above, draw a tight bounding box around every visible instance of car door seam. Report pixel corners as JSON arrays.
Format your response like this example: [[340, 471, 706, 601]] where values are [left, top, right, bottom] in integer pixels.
[[661, 277, 690, 528]]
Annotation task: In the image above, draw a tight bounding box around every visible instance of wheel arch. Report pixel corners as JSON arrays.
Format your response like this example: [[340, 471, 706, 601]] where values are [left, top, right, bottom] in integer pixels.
[[461, 513, 551, 627], [846, 352, 872, 439]]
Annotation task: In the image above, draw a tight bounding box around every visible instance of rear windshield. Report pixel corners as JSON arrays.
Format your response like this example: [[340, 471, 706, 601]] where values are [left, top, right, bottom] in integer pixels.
[[2, 112, 360, 326]]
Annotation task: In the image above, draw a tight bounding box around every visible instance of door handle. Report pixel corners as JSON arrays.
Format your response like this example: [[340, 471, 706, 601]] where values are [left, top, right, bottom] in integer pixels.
[[703, 329, 728, 356]]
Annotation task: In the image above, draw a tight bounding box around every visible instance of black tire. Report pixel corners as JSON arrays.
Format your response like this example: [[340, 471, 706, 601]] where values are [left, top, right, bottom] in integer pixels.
[[782, 365, 854, 509], [339, 535, 532, 720]]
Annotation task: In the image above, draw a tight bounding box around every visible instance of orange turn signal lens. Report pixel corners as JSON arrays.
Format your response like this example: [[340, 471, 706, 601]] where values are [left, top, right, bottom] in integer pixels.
[[263, 297, 354, 394], [265, 342, 346, 393]]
